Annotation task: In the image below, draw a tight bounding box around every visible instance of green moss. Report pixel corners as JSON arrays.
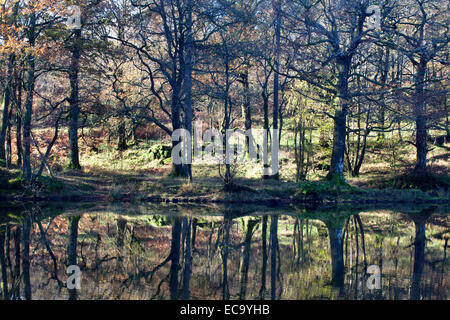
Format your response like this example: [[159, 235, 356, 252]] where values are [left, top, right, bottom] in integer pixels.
[[37, 176, 65, 193], [392, 172, 450, 191], [297, 179, 363, 197], [8, 176, 25, 190]]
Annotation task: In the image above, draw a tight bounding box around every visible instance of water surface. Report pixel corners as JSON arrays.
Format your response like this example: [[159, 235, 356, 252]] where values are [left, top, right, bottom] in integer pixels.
[[0, 202, 448, 300]]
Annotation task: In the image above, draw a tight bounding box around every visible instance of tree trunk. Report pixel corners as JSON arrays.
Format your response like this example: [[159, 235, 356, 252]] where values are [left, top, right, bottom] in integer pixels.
[[180, 218, 192, 299], [0, 55, 15, 165], [327, 58, 351, 181], [326, 220, 345, 290], [183, 3, 194, 182], [239, 219, 257, 299], [262, 90, 270, 179], [259, 215, 268, 299], [117, 120, 127, 151], [414, 60, 428, 172], [169, 218, 182, 300], [271, 0, 281, 179], [241, 67, 252, 154], [223, 52, 233, 189], [22, 213, 31, 300], [0, 230, 8, 299], [6, 109, 12, 168], [270, 215, 278, 300], [15, 72, 22, 167], [411, 214, 428, 300], [221, 216, 231, 300], [67, 215, 80, 300], [377, 48, 389, 141], [171, 81, 185, 176], [68, 29, 82, 170], [23, 15, 36, 181]]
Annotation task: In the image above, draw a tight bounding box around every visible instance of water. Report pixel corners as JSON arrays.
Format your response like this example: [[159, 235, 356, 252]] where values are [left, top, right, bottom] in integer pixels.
[[0, 202, 448, 300]]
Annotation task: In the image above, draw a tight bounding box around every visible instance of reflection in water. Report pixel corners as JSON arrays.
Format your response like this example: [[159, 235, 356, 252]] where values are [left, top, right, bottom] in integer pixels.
[[169, 217, 182, 300], [259, 215, 268, 299], [22, 212, 31, 300], [238, 218, 258, 300], [323, 216, 346, 293], [180, 217, 192, 300], [0, 226, 8, 299], [67, 215, 81, 300], [409, 208, 434, 300], [0, 203, 448, 300], [270, 215, 279, 300], [221, 214, 231, 300]]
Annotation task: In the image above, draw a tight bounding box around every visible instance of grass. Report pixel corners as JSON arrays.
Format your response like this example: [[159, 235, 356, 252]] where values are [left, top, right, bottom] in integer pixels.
[[0, 126, 448, 204]]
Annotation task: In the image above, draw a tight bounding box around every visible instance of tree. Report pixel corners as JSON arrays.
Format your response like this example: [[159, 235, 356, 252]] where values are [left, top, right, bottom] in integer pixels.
[[286, 0, 377, 181], [106, 0, 197, 177], [385, 0, 449, 172]]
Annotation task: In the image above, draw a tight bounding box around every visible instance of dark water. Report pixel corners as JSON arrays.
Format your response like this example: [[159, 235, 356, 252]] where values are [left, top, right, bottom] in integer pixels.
[[0, 202, 448, 300]]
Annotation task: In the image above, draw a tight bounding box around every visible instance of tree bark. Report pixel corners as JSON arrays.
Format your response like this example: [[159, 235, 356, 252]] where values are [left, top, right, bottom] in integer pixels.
[[0, 230, 9, 299], [22, 213, 31, 300], [23, 14, 36, 181], [15, 72, 22, 167], [67, 215, 80, 300], [117, 120, 127, 151], [271, 0, 281, 179], [183, 2, 194, 182], [241, 67, 252, 154], [327, 57, 351, 181], [414, 60, 428, 172], [169, 218, 182, 300], [0, 55, 15, 165], [270, 215, 278, 300], [326, 220, 345, 290], [68, 29, 82, 170], [262, 85, 270, 180], [259, 215, 268, 299]]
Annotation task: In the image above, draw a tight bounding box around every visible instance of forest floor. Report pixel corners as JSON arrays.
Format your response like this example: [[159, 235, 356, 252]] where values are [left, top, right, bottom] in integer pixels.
[[1, 127, 449, 205]]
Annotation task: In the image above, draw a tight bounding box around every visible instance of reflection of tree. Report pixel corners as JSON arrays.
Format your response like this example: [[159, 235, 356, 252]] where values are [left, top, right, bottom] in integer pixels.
[[67, 215, 81, 300], [0, 226, 9, 299], [180, 217, 193, 299], [259, 215, 268, 299], [168, 218, 182, 299], [439, 238, 448, 299], [13, 225, 21, 298], [318, 213, 350, 294], [220, 215, 231, 300], [118, 215, 195, 300], [409, 208, 433, 300], [270, 215, 281, 300], [116, 218, 127, 262], [3, 203, 446, 300], [191, 218, 198, 253], [326, 220, 345, 290], [22, 212, 32, 300], [119, 217, 183, 299], [342, 214, 368, 298], [343, 215, 367, 270], [32, 209, 62, 289], [293, 217, 305, 266], [0, 220, 22, 300], [238, 218, 258, 300]]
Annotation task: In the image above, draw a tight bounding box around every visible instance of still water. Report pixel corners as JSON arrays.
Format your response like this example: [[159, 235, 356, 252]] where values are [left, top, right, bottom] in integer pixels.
[[0, 202, 448, 300]]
